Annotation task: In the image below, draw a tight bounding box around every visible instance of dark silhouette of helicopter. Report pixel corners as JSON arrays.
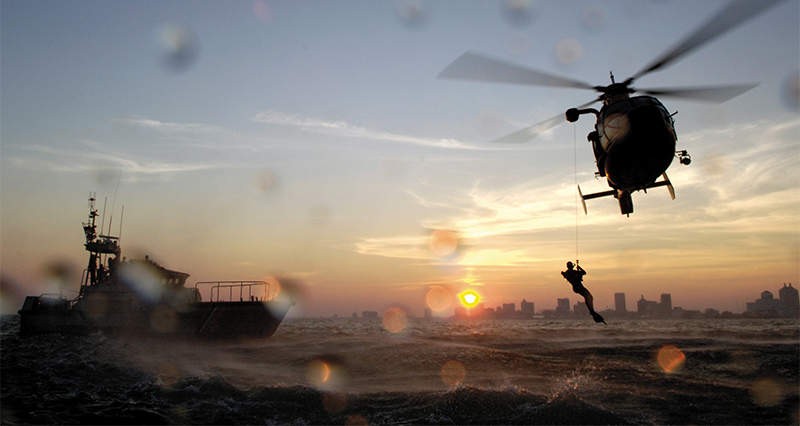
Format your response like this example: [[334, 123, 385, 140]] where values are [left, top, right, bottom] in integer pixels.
[[439, 0, 785, 215]]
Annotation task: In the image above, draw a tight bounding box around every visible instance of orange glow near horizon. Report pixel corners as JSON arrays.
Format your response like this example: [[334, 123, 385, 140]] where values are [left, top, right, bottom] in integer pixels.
[[458, 290, 481, 308]]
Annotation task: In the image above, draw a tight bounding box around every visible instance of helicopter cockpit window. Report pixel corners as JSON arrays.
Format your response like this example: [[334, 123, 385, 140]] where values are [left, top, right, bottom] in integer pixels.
[[600, 113, 630, 149]]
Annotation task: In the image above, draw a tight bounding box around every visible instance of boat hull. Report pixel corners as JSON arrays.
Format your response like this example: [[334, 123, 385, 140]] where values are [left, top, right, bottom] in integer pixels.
[[18, 296, 289, 339]]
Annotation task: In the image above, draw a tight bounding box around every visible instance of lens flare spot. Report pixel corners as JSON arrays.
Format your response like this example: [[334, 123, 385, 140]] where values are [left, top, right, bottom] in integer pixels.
[[43, 260, 76, 292], [502, 0, 536, 27], [345, 415, 369, 426], [581, 5, 606, 32], [782, 71, 800, 111], [155, 363, 183, 388], [383, 307, 408, 333], [154, 24, 199, 73], [307, 360, 331, 386], [441, 360, 466, 386], [254, 170, 280, 194], [264, 276, 304, 315], [750, 378, 787, 407], [429, 230, 458, 256], [396, 0, 427, 30], [253, 1, 273, 23], [426, 286, 452, 312], [307, 358, 345, 390], [555, 38, 582, 65], [657, 345, 685, 373], [149, 304, 179, 334], [82, 292, 109, 321], [119, 261, 165, 303], [459, 290, 481, 308]]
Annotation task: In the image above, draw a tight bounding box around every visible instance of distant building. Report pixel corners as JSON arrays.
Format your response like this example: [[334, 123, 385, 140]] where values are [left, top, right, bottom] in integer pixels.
[[362, 311, 379, 319], [746, 291, 783, 315], [660, 294, 672, 314], [454, 306, 466, 318], [424, 307, 433, 319], [556, 298, 571, 317], [574, 301, 589, 317], [637, 295, 660, 317], [496, 303, 515, 319], [614, 293, 627, 313], [779, 283, 799, 312], [747, 284, 799, 317], [520, 299, 534, 318]]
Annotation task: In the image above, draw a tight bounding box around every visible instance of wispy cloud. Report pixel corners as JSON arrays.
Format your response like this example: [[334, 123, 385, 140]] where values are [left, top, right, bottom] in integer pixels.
[[8, 142, 223, 179], [113, 117, 227, 135], [253, 110, 489, 150]]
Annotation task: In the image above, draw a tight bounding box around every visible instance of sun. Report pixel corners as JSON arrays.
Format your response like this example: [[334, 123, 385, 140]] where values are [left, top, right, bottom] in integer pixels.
[[458, 290, 481, 308]]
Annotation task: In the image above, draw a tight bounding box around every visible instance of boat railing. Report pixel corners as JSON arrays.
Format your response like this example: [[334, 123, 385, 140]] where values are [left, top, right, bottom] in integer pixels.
[[194, 281, 272, 303]]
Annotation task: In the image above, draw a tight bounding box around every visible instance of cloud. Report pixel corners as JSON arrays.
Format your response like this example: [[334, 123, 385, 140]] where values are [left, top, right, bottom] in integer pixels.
[[349, 116, 799, 273], [253, 110, 491, 150], [8, 142, 223, 178], [114, 117, 227, 135]]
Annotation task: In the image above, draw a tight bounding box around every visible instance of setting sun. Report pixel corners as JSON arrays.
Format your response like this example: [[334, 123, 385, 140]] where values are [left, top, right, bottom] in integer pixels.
[[458, 290, 481, 308]]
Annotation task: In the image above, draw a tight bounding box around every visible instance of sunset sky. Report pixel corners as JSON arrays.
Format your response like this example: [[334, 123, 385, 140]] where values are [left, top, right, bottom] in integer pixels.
[[2, 0, 798, 318]]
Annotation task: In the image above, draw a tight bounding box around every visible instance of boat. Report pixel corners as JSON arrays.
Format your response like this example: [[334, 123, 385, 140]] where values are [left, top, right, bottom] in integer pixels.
[[18, 195, 292, 338]]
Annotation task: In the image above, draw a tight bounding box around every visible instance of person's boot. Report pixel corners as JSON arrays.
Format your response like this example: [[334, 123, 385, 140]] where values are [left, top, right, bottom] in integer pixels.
[[591, 312, 606, 325]]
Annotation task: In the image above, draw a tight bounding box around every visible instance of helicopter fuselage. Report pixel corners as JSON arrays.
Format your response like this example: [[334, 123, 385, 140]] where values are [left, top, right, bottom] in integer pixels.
[[592, 95, 676, 192], [567, 94, 687, 214]]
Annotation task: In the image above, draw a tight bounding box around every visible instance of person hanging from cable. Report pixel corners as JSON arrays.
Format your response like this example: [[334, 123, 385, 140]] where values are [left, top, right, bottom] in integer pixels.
[[562, 261, 606, 324]]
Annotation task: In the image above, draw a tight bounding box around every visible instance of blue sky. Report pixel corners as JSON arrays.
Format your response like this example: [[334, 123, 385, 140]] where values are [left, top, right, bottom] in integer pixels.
[[2, 0, 798, 317]]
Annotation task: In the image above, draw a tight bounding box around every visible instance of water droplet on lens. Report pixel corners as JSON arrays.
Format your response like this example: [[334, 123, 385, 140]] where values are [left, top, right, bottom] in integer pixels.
[[154, 24, 199, 73], [426, 286, 452, 312], [396, 1, 427, 30], [253, 1, 273, 23], [383, 307, 408, 333], [502, 0, 536, 27], [555, 38, 582, 65], [781, 72, 800, 111], [440, 360, 466, 386]]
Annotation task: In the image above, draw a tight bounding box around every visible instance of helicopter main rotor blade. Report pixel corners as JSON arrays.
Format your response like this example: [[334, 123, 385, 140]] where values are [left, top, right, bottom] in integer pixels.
[[640, 83, 758, 103], [630, 0, 787, 81], [438, 51, 596, 90], [491, 97, 602, 144]]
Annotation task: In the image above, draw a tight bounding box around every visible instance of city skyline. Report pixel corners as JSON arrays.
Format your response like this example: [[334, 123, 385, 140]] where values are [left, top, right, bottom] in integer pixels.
[[340, 282, 800, 319]]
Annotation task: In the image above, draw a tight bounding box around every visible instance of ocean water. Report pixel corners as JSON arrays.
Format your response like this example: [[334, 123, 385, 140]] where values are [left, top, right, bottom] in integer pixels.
[[1, 316, 797, 425]]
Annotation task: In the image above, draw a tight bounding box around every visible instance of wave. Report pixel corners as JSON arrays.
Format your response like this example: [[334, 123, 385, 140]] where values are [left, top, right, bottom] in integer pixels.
[[3, 316, 797, 425]]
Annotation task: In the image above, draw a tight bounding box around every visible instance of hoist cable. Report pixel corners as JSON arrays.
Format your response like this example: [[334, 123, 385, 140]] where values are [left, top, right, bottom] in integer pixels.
[[573, 123, 579, 264]]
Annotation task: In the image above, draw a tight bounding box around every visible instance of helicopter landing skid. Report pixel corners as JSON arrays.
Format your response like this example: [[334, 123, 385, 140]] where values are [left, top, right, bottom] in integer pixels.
[[578, 173, 674, 216]]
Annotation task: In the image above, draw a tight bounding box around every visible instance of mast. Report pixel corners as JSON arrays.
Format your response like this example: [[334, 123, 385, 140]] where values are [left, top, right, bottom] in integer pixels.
[[81, 193, 121, 290]]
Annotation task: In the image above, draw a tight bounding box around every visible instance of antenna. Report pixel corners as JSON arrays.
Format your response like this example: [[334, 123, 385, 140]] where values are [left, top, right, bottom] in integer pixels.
[[107, 171, 123, 238], [100, 197, 108, 236], [118, 206, 125, 242]]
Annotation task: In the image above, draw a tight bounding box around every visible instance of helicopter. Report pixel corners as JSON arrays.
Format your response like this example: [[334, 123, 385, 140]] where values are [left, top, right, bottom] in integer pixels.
[[438, 0, 785, 215]]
